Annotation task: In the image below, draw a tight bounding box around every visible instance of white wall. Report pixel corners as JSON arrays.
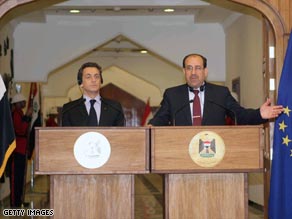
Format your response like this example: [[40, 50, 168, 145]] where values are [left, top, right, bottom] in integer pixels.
[[12, 13, 226, 116], [13, 15, 226, 83], [225, 12, 264, 205], [225, 12, 264, 107]]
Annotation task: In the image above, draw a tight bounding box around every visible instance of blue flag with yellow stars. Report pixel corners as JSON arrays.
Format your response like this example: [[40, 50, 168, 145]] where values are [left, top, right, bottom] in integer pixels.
[[269, 31, 292, 219]]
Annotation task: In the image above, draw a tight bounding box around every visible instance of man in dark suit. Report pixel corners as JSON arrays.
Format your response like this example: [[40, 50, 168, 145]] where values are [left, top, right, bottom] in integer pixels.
[[149, 53, 283, 126], [62, 62, 124, 126]]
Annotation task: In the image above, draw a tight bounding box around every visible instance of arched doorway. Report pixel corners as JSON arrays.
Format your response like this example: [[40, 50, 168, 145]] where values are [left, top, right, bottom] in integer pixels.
[[0, 1, 289, 218], [0, 0, 288, 80]]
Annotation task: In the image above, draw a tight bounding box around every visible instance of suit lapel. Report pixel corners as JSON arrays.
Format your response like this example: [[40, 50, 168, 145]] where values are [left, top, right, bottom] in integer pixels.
[[202, 83, 214, 125], [99, 101, 109, 126], [179, 85, 192, 125], [76, 98, 88, 126]]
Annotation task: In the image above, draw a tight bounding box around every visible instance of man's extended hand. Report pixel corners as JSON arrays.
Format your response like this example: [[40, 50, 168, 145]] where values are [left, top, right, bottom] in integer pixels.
[[260, 98, 283, 119]]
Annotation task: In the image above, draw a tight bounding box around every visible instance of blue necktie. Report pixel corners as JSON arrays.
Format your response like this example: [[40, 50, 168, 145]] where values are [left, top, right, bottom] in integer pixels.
[[87, 99, 98, 126]]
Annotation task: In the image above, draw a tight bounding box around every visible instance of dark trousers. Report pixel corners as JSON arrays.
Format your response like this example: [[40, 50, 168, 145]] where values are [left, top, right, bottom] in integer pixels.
[[9, 152, 27, 207]]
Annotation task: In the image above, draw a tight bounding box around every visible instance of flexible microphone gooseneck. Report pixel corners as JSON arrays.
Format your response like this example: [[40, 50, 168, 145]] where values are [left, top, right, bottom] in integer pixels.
[[173, 99, 194, 126], [100, 98, 126, 126], [207, 99, 237, 125], [61, 98, 86, 116], [60, 98, 86, 126]]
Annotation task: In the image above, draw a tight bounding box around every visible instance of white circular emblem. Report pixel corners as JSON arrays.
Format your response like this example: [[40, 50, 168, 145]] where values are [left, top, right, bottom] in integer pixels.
[[189, 131, 225, 167], [74, 132, 111, 169]]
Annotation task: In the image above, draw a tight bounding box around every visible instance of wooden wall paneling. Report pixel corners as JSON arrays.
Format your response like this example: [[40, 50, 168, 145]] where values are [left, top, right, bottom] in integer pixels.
[[101, 83, 146, 126], [279, 0, 290, 31]]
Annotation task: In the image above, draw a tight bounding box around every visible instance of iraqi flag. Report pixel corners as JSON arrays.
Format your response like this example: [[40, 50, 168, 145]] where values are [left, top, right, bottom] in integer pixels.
[[27, 82, 40, 129], [0, 75, 16, 177], [141, 98, 152, 126], [27, 82, 41, 159]]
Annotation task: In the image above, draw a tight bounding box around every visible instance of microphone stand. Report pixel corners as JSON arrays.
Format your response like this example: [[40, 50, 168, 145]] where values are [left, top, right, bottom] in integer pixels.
[[173, 100, 193, 126]]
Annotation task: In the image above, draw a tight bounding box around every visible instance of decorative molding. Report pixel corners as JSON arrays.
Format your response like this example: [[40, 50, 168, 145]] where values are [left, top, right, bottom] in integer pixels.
[[0, 0, 36, 19]]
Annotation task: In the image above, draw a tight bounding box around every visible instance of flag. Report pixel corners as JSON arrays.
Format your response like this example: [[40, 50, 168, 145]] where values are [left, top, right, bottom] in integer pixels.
[[27, 82, 41, 159], [141, 98, 152, 126], [0, 75, 16, 177], [27, 82, 40, 129], [269, 31, 292, 219]]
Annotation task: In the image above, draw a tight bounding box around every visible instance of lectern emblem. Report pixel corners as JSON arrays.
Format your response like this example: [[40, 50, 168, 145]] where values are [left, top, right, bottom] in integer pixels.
[[189, 131, 225, 167], [74, 132, 111, 169]]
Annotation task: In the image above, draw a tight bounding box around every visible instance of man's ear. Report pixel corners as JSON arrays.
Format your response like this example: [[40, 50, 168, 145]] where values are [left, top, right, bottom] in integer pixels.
[[204, 67, 208, 78]]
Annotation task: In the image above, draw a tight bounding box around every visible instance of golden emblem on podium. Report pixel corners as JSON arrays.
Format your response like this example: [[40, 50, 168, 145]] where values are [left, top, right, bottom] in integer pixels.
[[189, 131, 225, 167]]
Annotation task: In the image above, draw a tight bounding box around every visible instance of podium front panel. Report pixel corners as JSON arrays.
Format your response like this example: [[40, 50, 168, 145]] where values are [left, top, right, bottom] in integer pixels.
[[151, 126, 264, 173], [51, 175, 133, 219], [165, 173, 247, 219], [35, 127, 149, 174]]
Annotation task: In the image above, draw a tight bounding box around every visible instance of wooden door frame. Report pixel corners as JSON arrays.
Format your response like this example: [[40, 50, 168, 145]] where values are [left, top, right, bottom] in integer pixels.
[[0, 1, 290, 218], [232, 0, 289, 86]]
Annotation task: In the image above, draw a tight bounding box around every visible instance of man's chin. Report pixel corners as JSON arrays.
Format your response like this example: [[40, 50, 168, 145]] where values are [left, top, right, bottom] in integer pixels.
[[188, 83, 200, 89]]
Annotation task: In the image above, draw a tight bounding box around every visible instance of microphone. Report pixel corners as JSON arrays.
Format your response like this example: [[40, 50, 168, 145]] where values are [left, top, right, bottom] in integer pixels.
[[188, 84, 205, 92], [61, 98, 86, 117], [62, 98, 86, 114], [207, 99, 237, 125], [173, 99, 194, 126], [100, 98, 126, 126]]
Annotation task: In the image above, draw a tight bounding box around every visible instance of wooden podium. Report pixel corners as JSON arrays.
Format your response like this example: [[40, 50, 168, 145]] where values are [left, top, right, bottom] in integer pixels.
[[35, 127, 149, 219], [151, 126, 264, 219]]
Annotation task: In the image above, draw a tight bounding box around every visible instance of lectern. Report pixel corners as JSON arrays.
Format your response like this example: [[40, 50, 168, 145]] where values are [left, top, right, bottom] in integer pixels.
[[151, 126, 264, 219], [35, 127, 149, 219]]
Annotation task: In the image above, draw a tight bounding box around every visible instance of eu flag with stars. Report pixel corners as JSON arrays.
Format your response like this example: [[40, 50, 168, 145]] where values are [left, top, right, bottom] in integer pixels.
[[269, 31, 292, 219]]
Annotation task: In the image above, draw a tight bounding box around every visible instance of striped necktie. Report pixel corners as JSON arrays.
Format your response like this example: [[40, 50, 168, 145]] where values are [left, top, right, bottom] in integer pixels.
[[192, 90, 202, 125]]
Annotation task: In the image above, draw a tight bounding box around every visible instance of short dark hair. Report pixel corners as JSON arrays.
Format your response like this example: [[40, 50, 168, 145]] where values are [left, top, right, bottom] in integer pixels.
[[77, 62, 103, 85], [182, 54, 207, 68]]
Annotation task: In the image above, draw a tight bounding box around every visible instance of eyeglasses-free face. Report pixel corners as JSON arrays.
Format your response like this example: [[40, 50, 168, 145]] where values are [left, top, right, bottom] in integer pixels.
[[81, 67, 102, 98]]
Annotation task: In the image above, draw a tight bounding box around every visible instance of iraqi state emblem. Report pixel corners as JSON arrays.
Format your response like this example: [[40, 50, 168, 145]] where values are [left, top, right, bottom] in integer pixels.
[[189, 131, 225, 167]]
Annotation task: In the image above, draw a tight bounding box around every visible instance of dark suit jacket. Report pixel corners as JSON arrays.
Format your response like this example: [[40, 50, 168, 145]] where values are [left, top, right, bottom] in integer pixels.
[[149, 83, 267, 126], [61, 97, 124, 127]]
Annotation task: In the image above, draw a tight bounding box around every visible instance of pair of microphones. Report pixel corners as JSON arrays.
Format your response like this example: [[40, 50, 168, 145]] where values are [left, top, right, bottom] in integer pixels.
[[61, 97, 126, 126], [173, 87, 237, 126], [172, 85, 204, 125]]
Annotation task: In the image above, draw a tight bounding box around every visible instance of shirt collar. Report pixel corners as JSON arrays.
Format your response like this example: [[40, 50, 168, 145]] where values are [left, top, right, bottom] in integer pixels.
[[83, 94, 101, 103]]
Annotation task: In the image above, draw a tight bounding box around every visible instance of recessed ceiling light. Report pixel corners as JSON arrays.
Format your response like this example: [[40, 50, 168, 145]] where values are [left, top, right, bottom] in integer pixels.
[[113, 7, 121, 11], [70, 9, 80, 14], [140, 50, 148, 54], [164, 8, 175, 13]]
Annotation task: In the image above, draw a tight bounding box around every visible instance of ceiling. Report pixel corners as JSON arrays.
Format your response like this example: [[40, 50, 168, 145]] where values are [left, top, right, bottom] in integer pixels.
[[21, 0, 245, 56], [15, 0, 247, 27], [8, 0, 255, 85], [39, 0, 244, 24]]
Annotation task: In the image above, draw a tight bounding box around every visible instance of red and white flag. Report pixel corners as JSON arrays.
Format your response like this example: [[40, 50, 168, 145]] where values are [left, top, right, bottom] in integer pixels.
[[27, 82, 40, 129], [141, 98, 152, 126], [27, 82, 41, 159]]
